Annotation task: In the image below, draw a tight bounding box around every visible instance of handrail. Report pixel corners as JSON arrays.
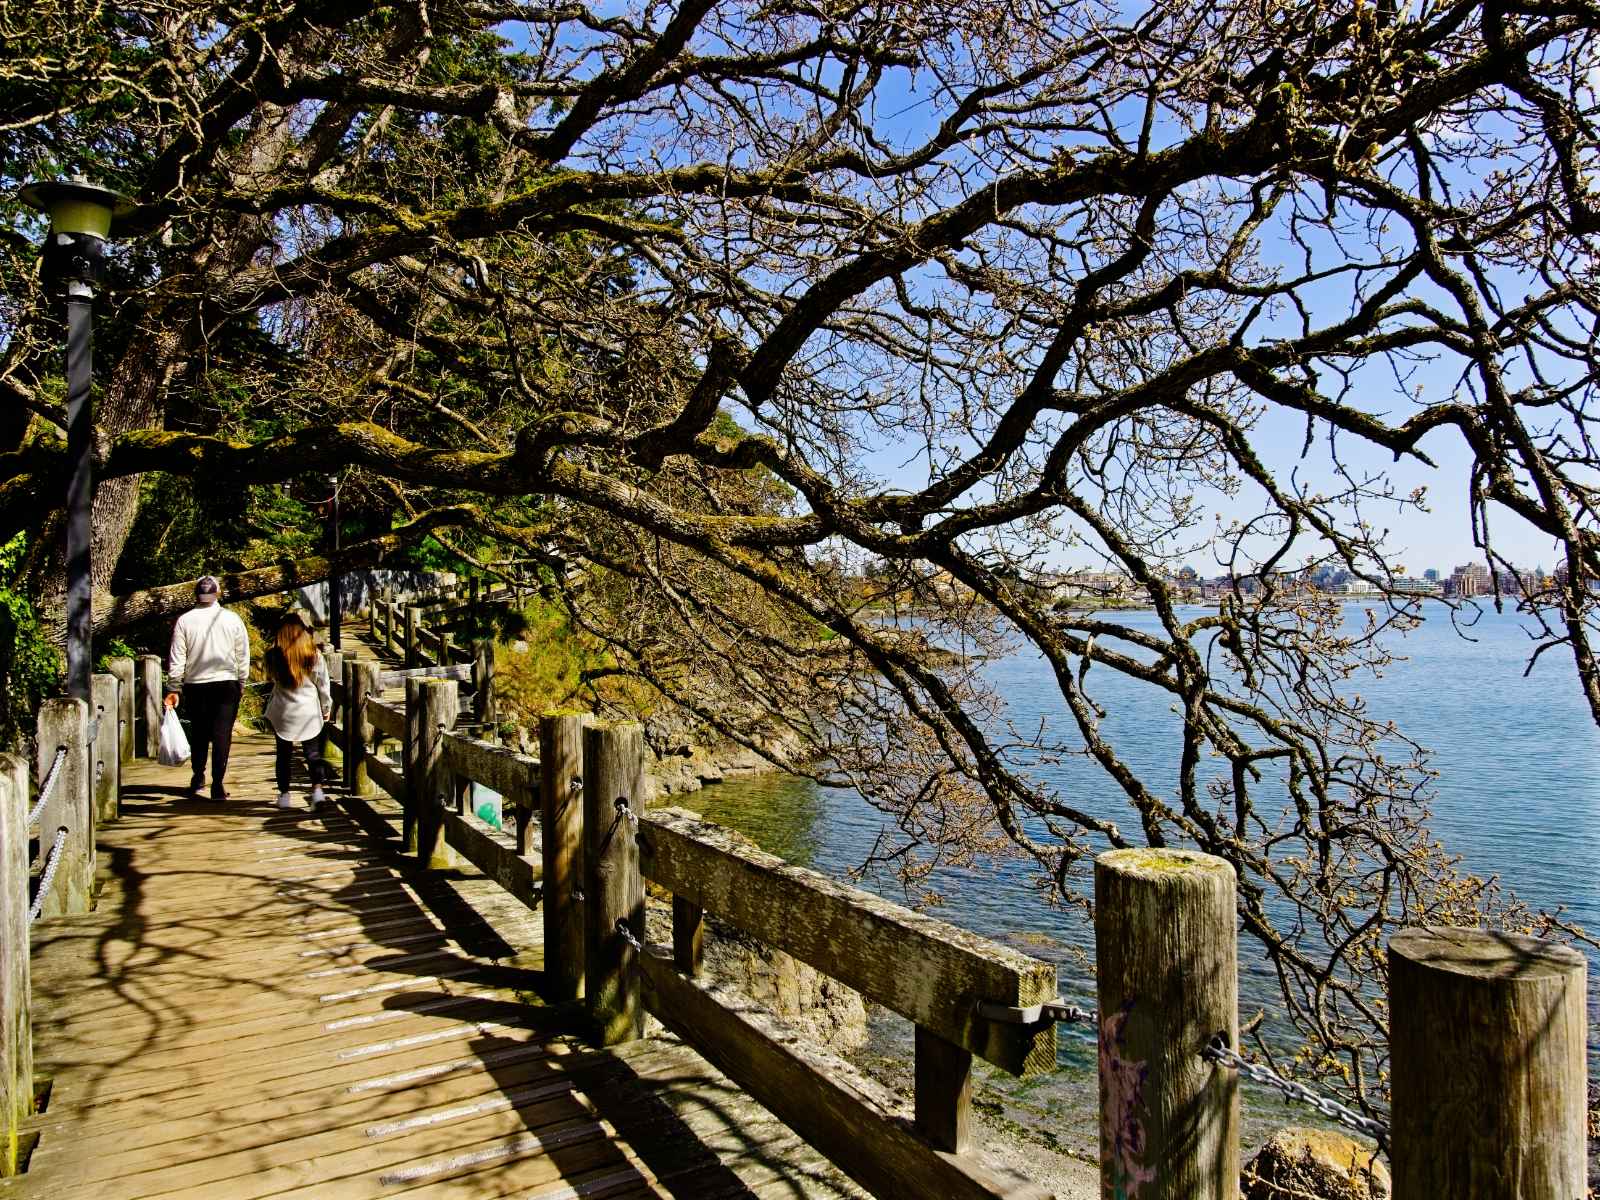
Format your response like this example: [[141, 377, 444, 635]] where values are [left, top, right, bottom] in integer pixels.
[[637, 806, 1056, 1076]]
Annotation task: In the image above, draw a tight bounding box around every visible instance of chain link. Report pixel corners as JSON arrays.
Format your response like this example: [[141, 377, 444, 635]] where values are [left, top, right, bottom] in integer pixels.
[[614, 918, 643, 952], [27, 746, 68, 827], [29, 827, 69, 926], [87, 715, 101, 745], [1202, 1036, 1389, 1148], [614, 798, 639, 830]]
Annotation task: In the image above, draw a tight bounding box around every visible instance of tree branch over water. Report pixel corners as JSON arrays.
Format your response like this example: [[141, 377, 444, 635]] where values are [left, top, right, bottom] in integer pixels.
[[5, 0, 1600, 1112]]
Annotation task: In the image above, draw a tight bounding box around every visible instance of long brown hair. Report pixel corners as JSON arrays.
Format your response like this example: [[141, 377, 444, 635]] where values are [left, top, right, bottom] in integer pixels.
[[270, 614, 318, 688]]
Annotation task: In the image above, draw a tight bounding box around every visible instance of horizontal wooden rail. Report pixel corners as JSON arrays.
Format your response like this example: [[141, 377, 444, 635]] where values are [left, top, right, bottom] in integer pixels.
[[638, 807, 1056, 1075], [638, 950, 1051, 1200], [441, 809, 539, 912], [440, 733, 537, 803], [365, 753, 404, 799], [378, 664, 471, 690], [366, 700, 404, 741]]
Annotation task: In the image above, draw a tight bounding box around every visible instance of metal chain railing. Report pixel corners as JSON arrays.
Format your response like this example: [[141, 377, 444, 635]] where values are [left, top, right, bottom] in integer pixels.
[[615, 918, 643, 952], [1202, 1035, 1390, 1148], [28, 827, 69, 926], [614, 798, 639, 830], [27, 745, 68, 827]]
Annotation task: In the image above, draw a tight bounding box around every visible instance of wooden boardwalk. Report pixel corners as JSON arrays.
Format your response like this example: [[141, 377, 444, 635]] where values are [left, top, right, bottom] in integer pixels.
[[5, 719, 861, 1197]]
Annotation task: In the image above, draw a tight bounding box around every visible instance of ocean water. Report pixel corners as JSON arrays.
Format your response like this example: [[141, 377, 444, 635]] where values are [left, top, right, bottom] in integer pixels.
[[662, 604, 1600, 1150]]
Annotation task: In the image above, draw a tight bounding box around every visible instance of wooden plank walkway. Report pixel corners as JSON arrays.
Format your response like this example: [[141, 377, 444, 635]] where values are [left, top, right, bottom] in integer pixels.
[[5, 698, 862, 1196]]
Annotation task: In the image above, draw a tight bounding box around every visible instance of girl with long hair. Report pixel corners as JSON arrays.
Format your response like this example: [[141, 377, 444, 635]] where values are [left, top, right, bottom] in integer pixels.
[[263, 613, 333, 810]]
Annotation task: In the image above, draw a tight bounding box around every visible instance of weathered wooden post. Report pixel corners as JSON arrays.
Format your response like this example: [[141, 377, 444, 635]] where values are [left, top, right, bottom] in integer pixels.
[[1389, 926, 1587, 1197], [415, 679, 459, 871], [402, 676, 423, 853], [1094, 849, 1237, 1200], [345, 660, 379, 797], [672, 896, 704, 979], [540, 713, 587, 1002], [0, 755, 32, 1176], [107, 656, 135, 762], [36, 698, 93, 918], [320, 648, 344, 773], [136, 654, 162, 758], [583, 723, 644, 1044], [373, 589, 387, 648], [473, 640, 496, 731], [90, 672, 119, 823], [439, 630, 455, 667], [404, 605, 421, 668], [469, 575, 480, 623]]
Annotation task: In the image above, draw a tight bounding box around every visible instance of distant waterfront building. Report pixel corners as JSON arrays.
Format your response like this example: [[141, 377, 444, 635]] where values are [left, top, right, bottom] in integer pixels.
[[1449, 562, 1492, 598], [1423, 568, 1440, 582]]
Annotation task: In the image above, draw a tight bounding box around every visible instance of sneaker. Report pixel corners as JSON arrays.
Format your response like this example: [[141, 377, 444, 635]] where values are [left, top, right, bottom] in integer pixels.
[[309, 785, 326, 809], [276, 793, 294, 809]]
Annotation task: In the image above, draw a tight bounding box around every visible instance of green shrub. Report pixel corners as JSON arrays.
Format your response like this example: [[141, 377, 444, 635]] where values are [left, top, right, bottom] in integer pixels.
[[0, 534, 62, 747]]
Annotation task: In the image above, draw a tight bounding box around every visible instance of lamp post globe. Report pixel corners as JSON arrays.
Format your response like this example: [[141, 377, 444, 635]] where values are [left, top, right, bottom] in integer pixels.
[[18, 177, 132, 704]]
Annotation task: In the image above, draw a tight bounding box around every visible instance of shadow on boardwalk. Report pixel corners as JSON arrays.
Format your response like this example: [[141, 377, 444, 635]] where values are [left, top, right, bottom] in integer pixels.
[[8, 725, 862, 1198]]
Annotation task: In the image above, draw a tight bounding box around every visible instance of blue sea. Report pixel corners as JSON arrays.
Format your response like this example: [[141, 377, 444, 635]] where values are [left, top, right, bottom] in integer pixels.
[[663, 603, 1600, 1150]]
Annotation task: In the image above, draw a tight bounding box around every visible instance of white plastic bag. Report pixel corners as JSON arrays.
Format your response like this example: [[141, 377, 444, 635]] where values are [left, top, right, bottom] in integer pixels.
[[158, 706, 191, 767]]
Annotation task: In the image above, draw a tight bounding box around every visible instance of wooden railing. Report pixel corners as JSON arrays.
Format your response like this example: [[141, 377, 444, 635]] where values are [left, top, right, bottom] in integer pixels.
[[3, 595, 1590, 1194], [337, 656, 1593, 1199], [2, 658, 138, 1175]]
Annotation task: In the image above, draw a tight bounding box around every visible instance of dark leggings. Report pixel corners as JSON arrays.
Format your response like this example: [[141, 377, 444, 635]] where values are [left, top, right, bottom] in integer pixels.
[[275, 735, 328, 794], [184, 680, 242, 789]]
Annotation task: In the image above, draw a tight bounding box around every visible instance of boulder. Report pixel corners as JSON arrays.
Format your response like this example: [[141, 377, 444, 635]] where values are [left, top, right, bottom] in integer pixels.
[[1243, 1128, 1390, 1200]]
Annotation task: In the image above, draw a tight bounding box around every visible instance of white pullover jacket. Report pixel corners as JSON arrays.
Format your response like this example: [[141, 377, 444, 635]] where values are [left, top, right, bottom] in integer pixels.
[[169, 604, 250, 688]]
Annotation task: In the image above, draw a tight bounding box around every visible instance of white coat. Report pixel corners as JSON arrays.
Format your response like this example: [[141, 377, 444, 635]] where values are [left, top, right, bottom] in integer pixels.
[[265, 656, 331, 743]]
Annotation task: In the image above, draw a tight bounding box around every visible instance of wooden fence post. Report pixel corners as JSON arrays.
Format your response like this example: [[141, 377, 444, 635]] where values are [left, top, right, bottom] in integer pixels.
[[0, 755, 32, 1176], [403, 676, 422, 853], [404, 605, 421, 668], [473, 640, 496, 731], [90, 673, 119, 823], [320, 648, 344, 774], [345, 660, 379, 797], [540, 713, 586, 1003], [107, 656, 134, 763], [1389, 927, 1587, 1197], [36, 698, 93, 918], [1094, 849, 1237, 1200], [136, 654, 162, 758], [373, 590, 387, 648], [415, 679, 459, 871], [583, 723, 644, 1045]]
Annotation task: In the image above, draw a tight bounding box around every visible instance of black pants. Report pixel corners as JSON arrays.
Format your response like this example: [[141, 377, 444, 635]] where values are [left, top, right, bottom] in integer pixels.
[[275, 734, 328, 794], [184, 681, 241, 793]]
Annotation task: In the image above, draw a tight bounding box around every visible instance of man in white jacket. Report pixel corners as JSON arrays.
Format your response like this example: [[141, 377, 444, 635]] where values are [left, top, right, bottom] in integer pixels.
[[164, 576, 250, 801]]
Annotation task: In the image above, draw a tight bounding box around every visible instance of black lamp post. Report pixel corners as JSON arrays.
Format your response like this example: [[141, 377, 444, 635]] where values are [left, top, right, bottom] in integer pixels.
[[326, 473, 342, 649], [19, 177, 132, 704]]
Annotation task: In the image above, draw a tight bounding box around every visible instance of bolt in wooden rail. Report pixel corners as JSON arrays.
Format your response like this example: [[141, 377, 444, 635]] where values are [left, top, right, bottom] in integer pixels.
[[106, 656, 135, 763], [135, 654, 162, 759], [1389, 926, 1587, 1196], [540, 713, 586, 1002], [35, 699, 92, 919], [1094, 849, 1238, 1200], [0, 755, 31, 1177], [583, 723, 644, 1046]]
